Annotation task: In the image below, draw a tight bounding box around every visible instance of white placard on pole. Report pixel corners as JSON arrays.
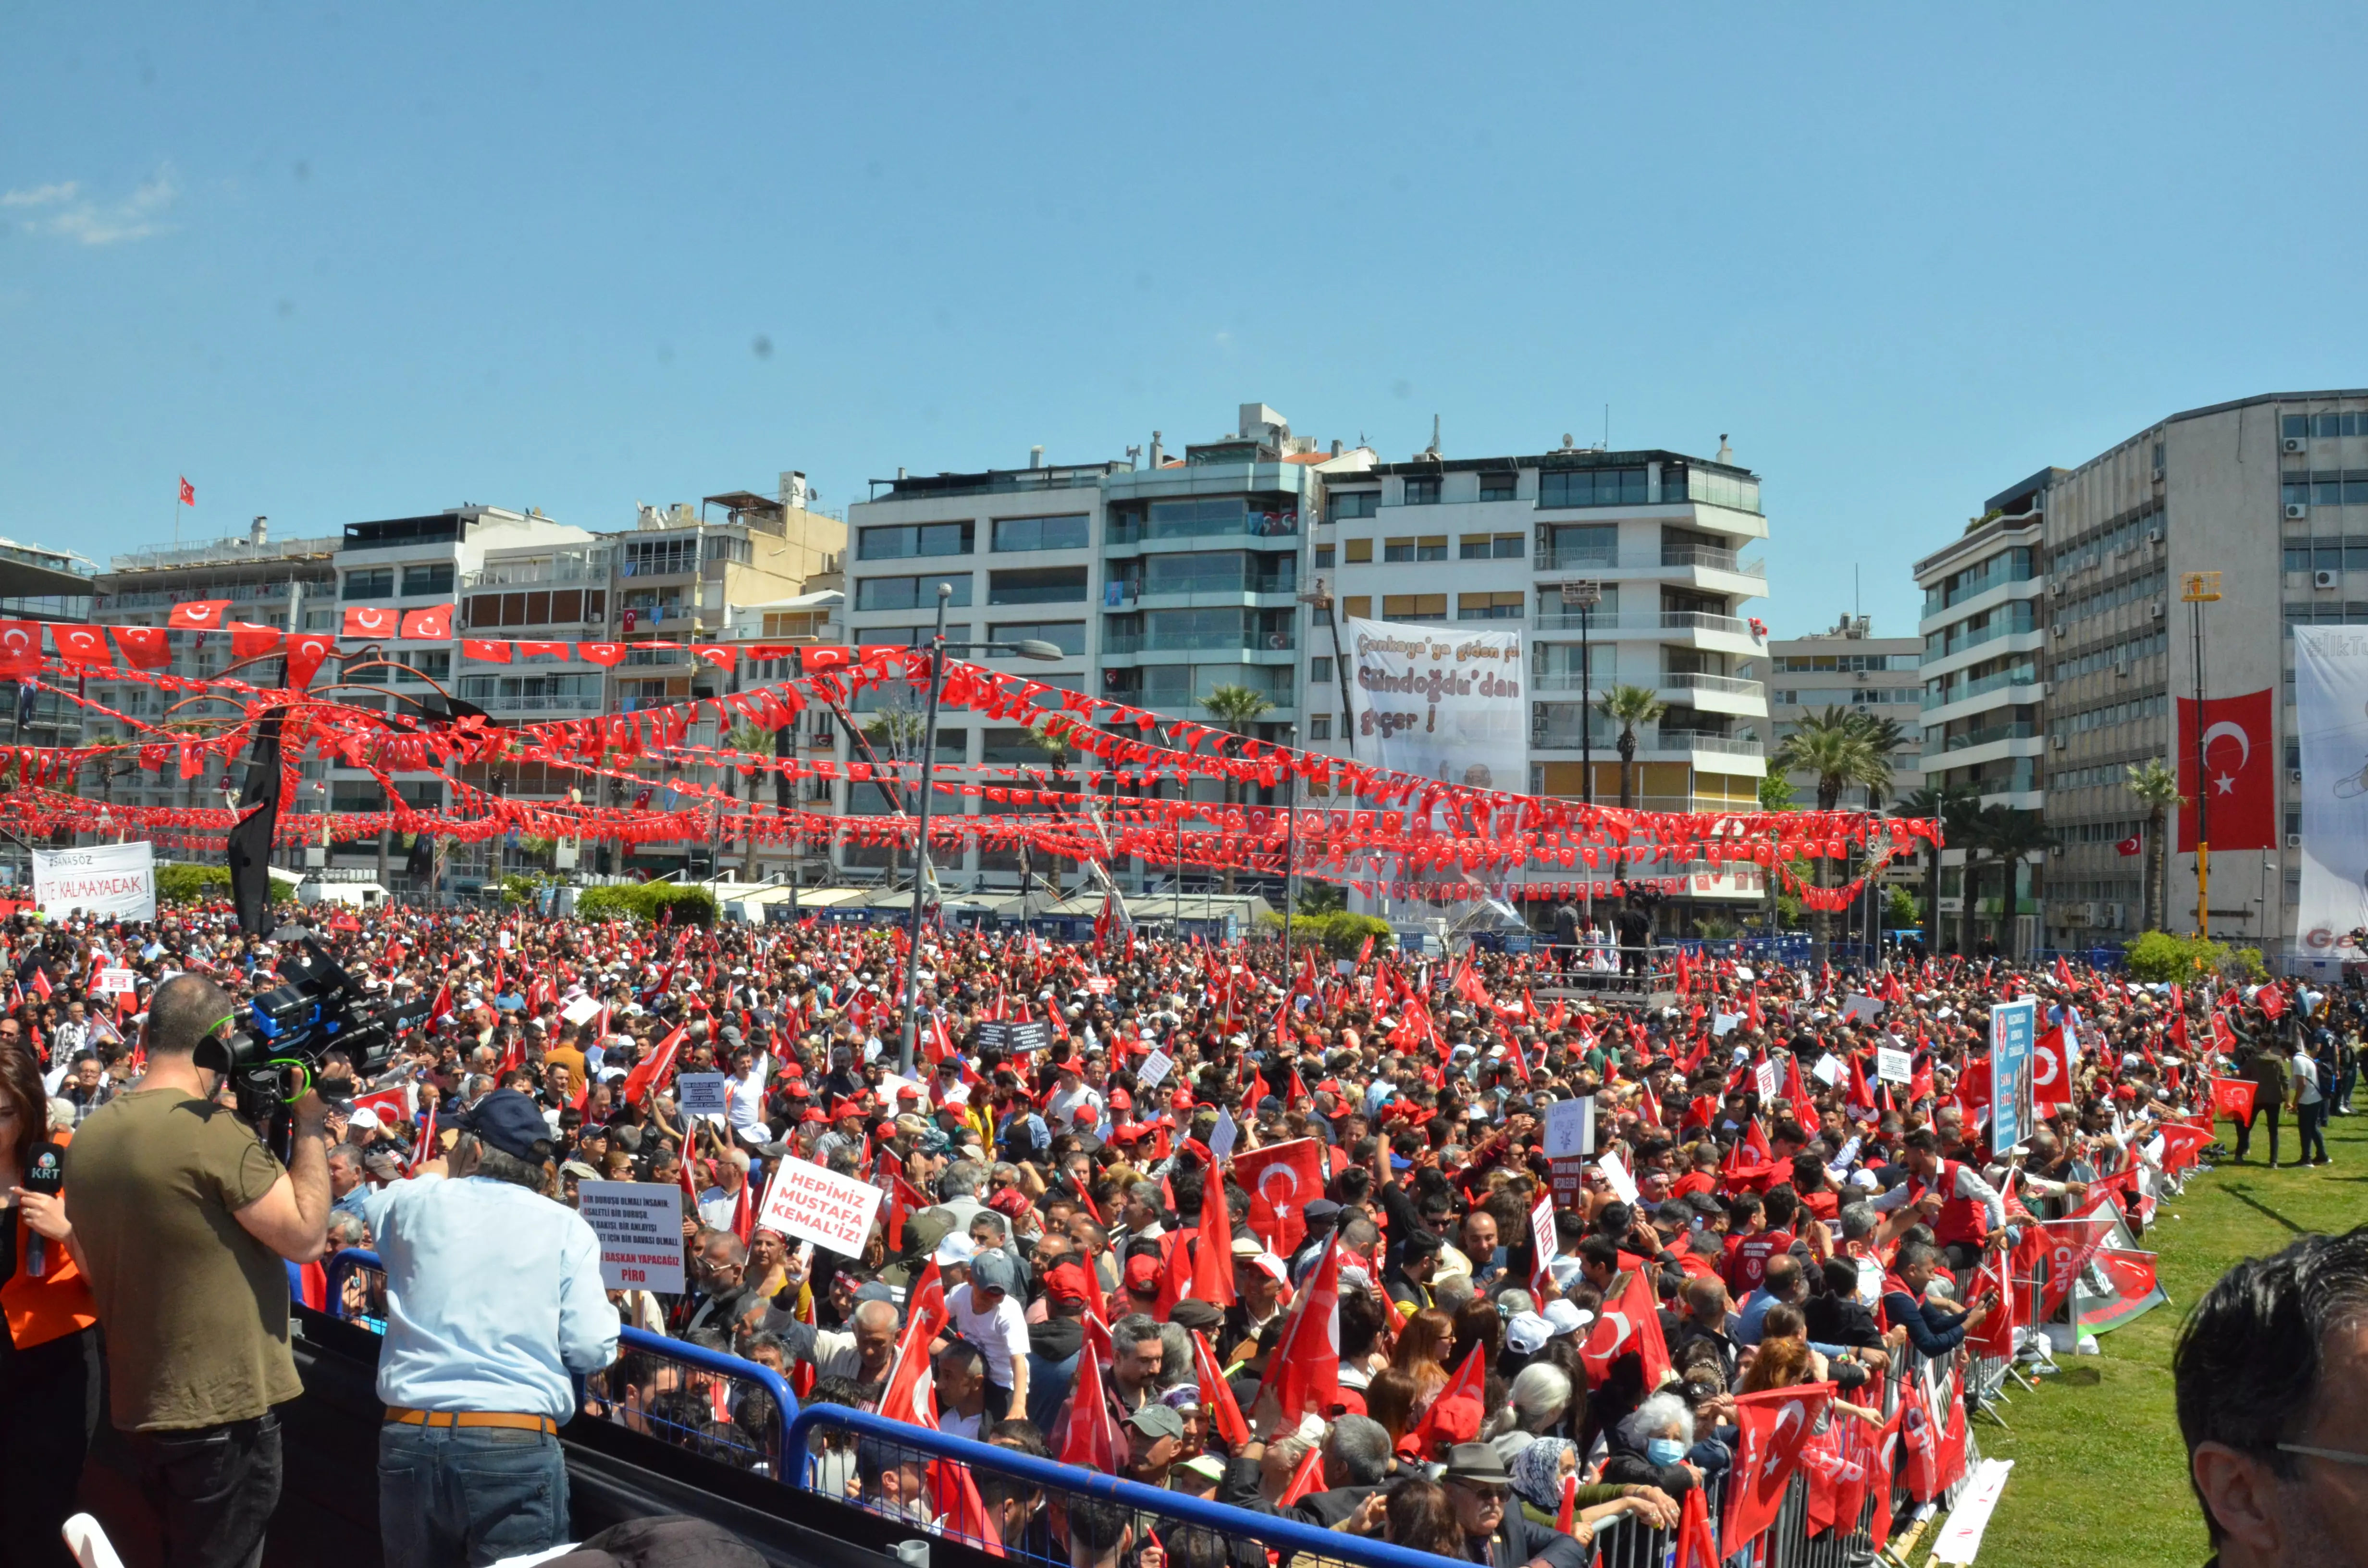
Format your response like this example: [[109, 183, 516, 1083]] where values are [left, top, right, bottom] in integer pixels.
[[94, 968, 138, 996], [1842, 993, 1885, 1022], [577, 1181, 688, 1293], [1812, 1053, 1843, 1087], [1598, 1148, 1640, 1206], [1210, 1107, 1239, 1160], [1137, 1050, 1175, 1090], [1877, 1046, 1914, 1084], [1713, 1012, 1744, 1037], [675, 1073, 728, 1117], [562, 995, 603, 1026], [1754, 1059, 1780, 1099], [1543, 1096, 1595, 1158], [756, 1156, 885, 1258]]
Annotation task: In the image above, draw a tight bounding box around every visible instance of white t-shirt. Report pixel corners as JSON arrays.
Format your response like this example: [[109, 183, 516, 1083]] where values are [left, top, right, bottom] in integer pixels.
[[945, 1281, 1030, 1389], [2296, 1053, 2324, 1106]]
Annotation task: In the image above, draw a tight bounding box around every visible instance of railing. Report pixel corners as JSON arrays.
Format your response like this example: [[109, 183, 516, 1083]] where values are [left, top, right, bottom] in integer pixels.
[[1932, 616, 2038, 658], [1660, 545, 1767, 576], [1107, 514, 1301, 545], [1103, 630, 1296, 655], [1530, 672, 1601, 695], [1530, 610, 1754, 637], [109, 537, 340, 572], [463, 558, 612, 588], [1530, 723, 1762, 757], [321, 1248, 801, 1479], [1537, 546, 1620, 571], [460, 692, 608, 713], [1110, 575, 1299, 600], [1666, 671, 1765, 698], [1922, 667, 2041, 710], [1925, 721, 2039, 759]]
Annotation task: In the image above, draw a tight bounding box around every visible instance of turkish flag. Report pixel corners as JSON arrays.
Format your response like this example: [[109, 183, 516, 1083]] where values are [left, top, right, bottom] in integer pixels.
[[2116, 833, 2143, 856], [618, 1025, 686, 1105], [800, 646, 855, 673], [285, 633, 336, 690], [51, 625, 111, 666], [1725, 1383, 1833, 1554], [1059, 1314, 1123, 1472], [399, 604, 453, 640], [342, 605, 397, 638], [168, 600, 231, 630], [928, 1461, 1002, 1556], [2031, 1025, 2076, 1111], [2178, 688, 2276, 851], [1675, 1484, 1721, 1568], [0, 621, 40, 677], [577, 641, 626, 666], [1258, 1235, 1341, 1424], [352, 1084, 412, 1126], [178, 476, 195, 506], [1579, 1262, 1673, 1390], [2210, 1076, 2258, 1125], [516, 640, 569, 660], [692, 644, 737, 668], [462, 638, 513, 663], [231, 623, 284, 660], [877, 1277, 949, 1429], [111, 625, 173, 670], [1233, 1138, 1324, 1257]]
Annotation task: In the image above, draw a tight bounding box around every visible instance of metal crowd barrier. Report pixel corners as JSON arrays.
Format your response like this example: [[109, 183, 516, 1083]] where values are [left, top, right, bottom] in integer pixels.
[[786, 1403, 1459, 1568], [319, 1247, 802, 1479]]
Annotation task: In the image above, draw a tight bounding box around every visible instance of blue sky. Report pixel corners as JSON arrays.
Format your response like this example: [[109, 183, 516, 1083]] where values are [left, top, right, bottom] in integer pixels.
[[5, 4, 2365, 636]]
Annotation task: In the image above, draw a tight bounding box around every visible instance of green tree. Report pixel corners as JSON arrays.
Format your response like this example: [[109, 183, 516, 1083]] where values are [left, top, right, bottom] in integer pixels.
[[1772, 707, 1891, 950], [1598, 685, 1668, 809], [1199, 684, 1275, 894], [2124, 759, 2184, 932]]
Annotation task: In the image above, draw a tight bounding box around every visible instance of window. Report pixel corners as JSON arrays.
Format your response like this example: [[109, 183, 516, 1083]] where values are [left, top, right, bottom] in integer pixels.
[[1384, 538, 1415, 563], [1309, 715, 1332, 740], [1416, 537, 1448, 562], [1344, 596, 1372, 619], [1461, 533, 1525, 560], [401, 563, 454, 598], [619, 537, 699, 576], [465, 589, 605, 628], [1479, 474, 1518, 502], [392, 651, 452, 683], [855, 574, 973, 612], [303, 608, 334, 630], [1403, 477, 1441, 505], [987, 566, 1088, 605], [859, 521, 974, 561], [988, 620, 1085, 655], [343, 568, 394, 600], [991, 514, 1089, 552], [1540, 523, 1618, 567], [1383, 593, 1449, 622], [1539, 467, 1648, 508], [1344, 539, 1373, 564], [1328, 491, 1379, 521], [1459, 591, 1525, 621], [1309, 656, 1333, 683], [858, 624, 971, 647], [1312, 545, 1335, 569]]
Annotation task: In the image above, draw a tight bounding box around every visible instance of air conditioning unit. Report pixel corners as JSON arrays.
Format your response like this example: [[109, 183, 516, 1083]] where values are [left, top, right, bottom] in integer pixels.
[[2285, 436, 2308, 453], [2148, 603, 2165, 620], [2318, 569, 2342, 590], [2288, 833, 2304, 847], [2287, 503, 2311, 520], [2052, 625, 2067, 639], [2048, 582, 2063, 597], [2070, 902, 2094, 924], [2050, 733, 2066, 749], [2115, 661, 2131, 678], [2291, 768, 2306, 784], [2146, 527, 2163, 544], [2100, 903, 2123, 927]]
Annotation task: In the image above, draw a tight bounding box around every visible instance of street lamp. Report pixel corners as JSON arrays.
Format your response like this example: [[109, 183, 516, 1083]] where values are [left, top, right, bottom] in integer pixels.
[[1559, 580, 1602, 804], [2181, 571, 2221, 937], [896, 581, 1062, 1075]]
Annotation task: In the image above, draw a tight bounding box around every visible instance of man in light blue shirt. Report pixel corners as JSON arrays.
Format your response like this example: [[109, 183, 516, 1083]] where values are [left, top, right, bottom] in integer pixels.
[[363, 1088, 618, 1568]]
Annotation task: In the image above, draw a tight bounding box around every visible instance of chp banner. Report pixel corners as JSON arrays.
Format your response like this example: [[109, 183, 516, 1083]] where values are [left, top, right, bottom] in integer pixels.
[[32, 841, 156, 922], [1989, 997, 2037, 1151], [2177, 687, 2277, 853], [2293, 627, 2368, 956], [1346, 617, 1526, 793]]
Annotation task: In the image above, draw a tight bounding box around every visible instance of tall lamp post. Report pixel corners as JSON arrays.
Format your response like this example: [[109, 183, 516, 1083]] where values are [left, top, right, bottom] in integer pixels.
[[1281, 722, 1299, 976], [1561, 579, 1602, 930], [895, 581, 1064, 1075], [2181, 571, 2221, 938]]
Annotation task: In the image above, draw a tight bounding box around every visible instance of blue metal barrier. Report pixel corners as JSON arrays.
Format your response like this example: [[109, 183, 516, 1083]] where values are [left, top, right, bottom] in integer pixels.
[[786, 1403, 1461, 1568], [318, 1247, 801, 1477]]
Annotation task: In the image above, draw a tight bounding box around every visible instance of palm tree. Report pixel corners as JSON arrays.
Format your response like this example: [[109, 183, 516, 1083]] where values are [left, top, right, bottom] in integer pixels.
[[1199, 684, 1275, 893], [1965, 806, 2060, 960], [1756, 772, 1797, 932], [1772, 708, 1890, 951], [862, 702, 928, 883], [1598, 685, 1668, 809], [722, 722, 776, 879], [1893, 784, 1980, 950], [2125, 759, 2183, 933]]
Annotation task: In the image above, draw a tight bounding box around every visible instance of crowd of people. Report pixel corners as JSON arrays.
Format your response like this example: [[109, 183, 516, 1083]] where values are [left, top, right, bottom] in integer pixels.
[[0, 888, 2358, 1567]]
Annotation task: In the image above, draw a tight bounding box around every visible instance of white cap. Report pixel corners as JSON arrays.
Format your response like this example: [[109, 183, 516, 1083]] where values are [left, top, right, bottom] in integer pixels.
[[1506, 1311, 1553, 1355], [349, 1106, 382, 1131], [1542, 1299, 1593, 1337], [934, 1233, 976, 1267]]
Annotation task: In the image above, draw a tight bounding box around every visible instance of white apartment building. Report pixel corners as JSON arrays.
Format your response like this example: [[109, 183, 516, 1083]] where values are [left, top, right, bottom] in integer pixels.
[[1766, 616, 1925, 805]]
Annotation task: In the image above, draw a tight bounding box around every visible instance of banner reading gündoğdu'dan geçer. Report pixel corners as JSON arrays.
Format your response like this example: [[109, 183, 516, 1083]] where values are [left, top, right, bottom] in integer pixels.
[[1346, 617, 1526, 793]]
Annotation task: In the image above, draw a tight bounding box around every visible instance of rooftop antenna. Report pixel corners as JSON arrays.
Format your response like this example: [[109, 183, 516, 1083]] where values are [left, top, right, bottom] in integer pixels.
[[1428, 414, 1441, 457], [1603, 404, 1610, 450]]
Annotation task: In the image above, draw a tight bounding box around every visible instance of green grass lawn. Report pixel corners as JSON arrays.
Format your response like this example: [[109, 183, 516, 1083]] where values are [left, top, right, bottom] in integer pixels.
[[1971, 1103, 2366, 1568]]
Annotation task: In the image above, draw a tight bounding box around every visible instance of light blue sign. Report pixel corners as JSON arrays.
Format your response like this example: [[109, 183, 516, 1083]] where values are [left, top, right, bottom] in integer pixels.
[[1990, 997, 2038, 1151]]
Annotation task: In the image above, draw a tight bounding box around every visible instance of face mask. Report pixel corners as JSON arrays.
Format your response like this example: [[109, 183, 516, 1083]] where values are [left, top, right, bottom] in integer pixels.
[[1646, 1438, 1688, 1468]]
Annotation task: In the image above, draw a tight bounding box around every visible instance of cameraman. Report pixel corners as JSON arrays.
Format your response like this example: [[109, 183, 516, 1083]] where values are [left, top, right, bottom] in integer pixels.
[[65, 973, 336, 1568], [364, 1088, 617, 1568]]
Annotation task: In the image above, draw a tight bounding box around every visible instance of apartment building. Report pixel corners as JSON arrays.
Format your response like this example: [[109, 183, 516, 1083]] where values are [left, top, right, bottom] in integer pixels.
[[2, 535, 98, 882], [1767, 616, 1925, 803]]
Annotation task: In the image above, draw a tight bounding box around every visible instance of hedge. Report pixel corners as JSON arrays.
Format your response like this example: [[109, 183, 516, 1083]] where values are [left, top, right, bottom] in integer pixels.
[[1256, 909, 1394, 958], [156, 863, 233, 905], [573, 883, 717, 926]]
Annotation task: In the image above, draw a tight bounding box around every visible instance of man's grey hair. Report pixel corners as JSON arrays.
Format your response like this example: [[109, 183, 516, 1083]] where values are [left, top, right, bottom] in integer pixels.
[[1128, 1180, 1162, 1211], [1619, 1392, 1695, 1451], [939, 1160, 985, 1200], [1434, 1273, 1475, 1315], [1154, 1323, 1196, 1389], [851, 1298, 901, 1335], [1110, 1312, 1163, 1357], [325, 1211, 368, 1249], [1326, 1414, 1393, 1485], [326, 1144, 361, 1172], [1838, 1202, 1879, 1242]]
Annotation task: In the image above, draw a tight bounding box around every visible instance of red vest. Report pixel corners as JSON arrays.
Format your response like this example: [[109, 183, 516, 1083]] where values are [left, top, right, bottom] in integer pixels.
[[1912, 1160, 1987, 1247]]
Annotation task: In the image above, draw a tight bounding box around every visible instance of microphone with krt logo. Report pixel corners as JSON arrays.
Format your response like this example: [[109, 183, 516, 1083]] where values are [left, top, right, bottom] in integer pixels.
[[20, 1140, 65, 1277]]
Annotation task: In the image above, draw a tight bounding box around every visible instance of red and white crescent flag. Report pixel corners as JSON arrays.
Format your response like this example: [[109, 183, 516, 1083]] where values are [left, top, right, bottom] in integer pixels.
[[169, 600, 232, 630], [462, 638, 513, 663], [50, 625, 111, 666], [576, 641, 626, 666], [1232, 1138, 1324, 1257], [111, 625, 173, 670], [1258, 1235, 1341, 1424], [178, 476, 195, 506], [399, 604, 453, 640], [285, 633, 336, 689], [0, 620, 40, 677], [1726, 1383, 1834, 1553], [342, 606, 397, 638], [230, 623, 284, 659], [2178, 688, 2277, 851]]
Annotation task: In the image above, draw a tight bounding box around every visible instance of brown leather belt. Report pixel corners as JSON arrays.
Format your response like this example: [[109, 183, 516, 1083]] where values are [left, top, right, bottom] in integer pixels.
[[385, 1406, 557, 1434]]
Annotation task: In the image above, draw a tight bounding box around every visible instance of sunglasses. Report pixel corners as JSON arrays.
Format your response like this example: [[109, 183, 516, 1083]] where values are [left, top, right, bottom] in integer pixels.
[[1450, 1482, 1506, 1503]]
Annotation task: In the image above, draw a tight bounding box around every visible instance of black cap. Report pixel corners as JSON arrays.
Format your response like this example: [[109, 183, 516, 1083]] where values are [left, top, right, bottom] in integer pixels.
[[458, 1089, 554, 1164]]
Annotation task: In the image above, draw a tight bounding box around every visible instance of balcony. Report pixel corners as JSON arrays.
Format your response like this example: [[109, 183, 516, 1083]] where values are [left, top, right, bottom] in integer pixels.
[[461, 692, 606, 714], [463, 559, 610, 589], [1530, 716, 1764, 761], [1102, 630, 1296, 656], [1660, 545, 1766, 578], [1105, 514, 1301, 547], [1537, 546, 1620, 572], [1666, 672, 1764, 699], [1106, 575, 1298, 604], [1920, 721, 2040, 766], [1922, 667, 2043, 710], [1532, 610, 1754, 639]]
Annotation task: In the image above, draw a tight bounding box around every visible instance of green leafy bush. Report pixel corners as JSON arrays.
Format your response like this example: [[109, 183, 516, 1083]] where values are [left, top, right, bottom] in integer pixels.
[[156, 863, 232, 904], [2124, 930, 2259, 983], [574, 883, 717, 925], [1258, 909, 1393, 958]]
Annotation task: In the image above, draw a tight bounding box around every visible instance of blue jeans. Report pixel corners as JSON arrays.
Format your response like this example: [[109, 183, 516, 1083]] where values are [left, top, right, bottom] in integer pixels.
[[378, 1423, 569, 1568]]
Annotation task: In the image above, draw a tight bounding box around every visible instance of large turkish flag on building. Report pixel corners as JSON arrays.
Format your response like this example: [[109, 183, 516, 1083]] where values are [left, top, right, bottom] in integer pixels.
[[2178, 689, 2276, 851]]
